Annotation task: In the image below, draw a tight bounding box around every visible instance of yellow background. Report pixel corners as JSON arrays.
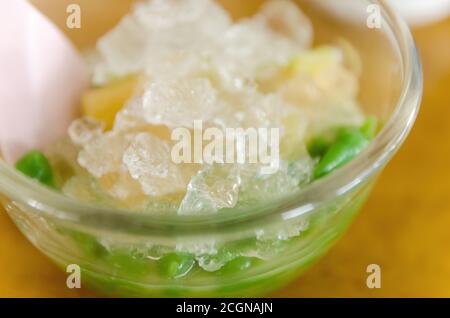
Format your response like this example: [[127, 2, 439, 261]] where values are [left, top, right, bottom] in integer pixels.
[[1, 2, 450, 297]]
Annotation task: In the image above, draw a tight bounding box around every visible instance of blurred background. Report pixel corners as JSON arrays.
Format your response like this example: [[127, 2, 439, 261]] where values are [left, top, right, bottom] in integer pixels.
[[0, 0, 449, 297]]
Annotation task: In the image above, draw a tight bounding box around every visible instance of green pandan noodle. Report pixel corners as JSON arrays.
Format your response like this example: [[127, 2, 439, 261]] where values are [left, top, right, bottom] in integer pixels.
[[15, 150, 56, 188], [310, 118, 379, 180], [159, 253, 196, 279]]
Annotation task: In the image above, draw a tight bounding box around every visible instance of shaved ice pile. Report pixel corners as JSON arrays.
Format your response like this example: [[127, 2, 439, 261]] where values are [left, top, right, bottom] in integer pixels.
[[48, 0, 364, 216]]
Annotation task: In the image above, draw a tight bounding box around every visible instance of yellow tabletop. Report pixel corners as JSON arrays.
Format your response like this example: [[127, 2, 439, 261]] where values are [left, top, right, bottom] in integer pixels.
[[0, 7, 449, 297]]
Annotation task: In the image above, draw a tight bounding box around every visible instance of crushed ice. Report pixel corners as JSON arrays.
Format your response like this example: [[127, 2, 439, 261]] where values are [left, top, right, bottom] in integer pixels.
[[61, 0, 363, 224]]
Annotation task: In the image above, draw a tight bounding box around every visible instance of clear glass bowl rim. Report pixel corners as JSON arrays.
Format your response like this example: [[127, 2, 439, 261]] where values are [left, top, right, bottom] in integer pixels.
[[0, 0, 422, 234]]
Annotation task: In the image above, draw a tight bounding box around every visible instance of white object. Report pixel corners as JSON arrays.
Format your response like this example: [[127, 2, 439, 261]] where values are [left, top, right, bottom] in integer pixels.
[[309, 0, 450, 26], [390, 0, 450, 26], [0, 0, 87, 164]]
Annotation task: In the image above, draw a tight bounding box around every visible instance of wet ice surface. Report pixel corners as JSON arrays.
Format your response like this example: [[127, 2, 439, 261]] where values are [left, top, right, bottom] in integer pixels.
[[68, 117, 105, 146], [141, 78, 220, 128], [78, 132, 133, 178], [123, 132, 190, 196], [235, 158, 315, 212], [194, 219, 310, 272], [91, 0, 310, 87], [54, 0, 363, 226], [178, 164, 241, 215]]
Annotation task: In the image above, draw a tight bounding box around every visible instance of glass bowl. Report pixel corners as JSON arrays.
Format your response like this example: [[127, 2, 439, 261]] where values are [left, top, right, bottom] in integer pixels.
[[0, 0, 421, 297]]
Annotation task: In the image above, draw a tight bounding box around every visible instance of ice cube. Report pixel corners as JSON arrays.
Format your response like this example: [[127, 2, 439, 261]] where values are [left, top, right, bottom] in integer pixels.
[[258, 0, 313, 49], [196, 255, 227, 272], [68, 117, 105, 146], [238, 91, 285, 129], [203, 89, 291, 175], [178, 164, 241, 215], [96, 13, 149, 81], [78, 132, 134, 178], [287, 157, 315, 187], [210, 0, 314, 85], [214, 88, 285, 129], [93, 0, 232, 84], [114, 95, 173, 140], [141, 78, 220, 128], [123, 132, 191, 196], [216, 18, 298, 83], [113, 97, 149, 132], [134, 0, 231, 32], [255, 218, 309, 242], [176, 240, 217, 256], [239, 158, 314, 205], [98, 167, 146, 201], [63, 172, 146, 208]]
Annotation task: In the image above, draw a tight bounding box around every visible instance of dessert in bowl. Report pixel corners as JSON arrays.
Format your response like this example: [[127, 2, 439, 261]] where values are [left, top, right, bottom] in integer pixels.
[[0, 0, 421, 297]]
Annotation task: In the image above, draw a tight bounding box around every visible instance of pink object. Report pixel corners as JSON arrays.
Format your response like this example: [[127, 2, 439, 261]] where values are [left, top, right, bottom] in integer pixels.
[[0, 0, 88, 164]]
